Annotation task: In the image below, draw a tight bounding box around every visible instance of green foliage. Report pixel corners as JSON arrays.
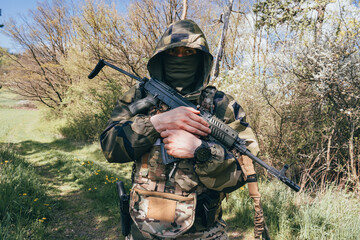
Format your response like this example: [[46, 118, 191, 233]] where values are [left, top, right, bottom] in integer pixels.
[[223, 186, 254, 229], [59, 79, 123, 141], [0, 89, 131, 238], [261, 184, 299, 238], [254, 0, 304, 29], [0, 148, 54, 239], [0, 91, 59, 144]]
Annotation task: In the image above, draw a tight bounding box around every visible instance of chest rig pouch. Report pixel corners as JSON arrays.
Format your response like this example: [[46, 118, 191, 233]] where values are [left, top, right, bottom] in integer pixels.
[[129, 138, 199, 238], [130, 185, 196, 238]]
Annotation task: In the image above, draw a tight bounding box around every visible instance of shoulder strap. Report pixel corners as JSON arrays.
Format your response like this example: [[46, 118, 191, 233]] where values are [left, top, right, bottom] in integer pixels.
[[213, 90, 228, 120], [200, 86, 217, 114], [200, 86, 229, 120], [237, 155, 270, 240]]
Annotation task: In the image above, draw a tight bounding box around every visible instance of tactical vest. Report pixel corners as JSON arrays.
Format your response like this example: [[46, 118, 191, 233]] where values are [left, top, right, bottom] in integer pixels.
[[129, 86, 268, 239]]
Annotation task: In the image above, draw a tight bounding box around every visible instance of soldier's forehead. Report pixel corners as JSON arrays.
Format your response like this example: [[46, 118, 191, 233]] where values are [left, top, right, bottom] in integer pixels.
[[171, 46, 194, 49]]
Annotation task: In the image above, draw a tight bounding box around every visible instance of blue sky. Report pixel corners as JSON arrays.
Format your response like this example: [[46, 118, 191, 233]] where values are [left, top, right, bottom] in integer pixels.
[[0, 0, 40, 52], [0, 0, 129, 53]]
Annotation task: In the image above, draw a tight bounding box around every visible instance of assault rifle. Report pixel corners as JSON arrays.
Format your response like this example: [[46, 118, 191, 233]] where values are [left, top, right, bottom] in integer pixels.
[[89, 59, 301, 192]]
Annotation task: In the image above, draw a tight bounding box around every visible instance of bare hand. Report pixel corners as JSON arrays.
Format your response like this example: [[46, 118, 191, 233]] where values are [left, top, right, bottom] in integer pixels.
[[150, 106, 211, 136], [161, 129, 202, 158]]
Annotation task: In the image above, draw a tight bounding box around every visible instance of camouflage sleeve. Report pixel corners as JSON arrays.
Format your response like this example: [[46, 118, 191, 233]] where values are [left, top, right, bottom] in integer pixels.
[[194, 92, 259, 192], [226, 101, 260, 156], [194, 141, 240, 192], [100, 86, 160, 163], [216, 92, 259, 155]]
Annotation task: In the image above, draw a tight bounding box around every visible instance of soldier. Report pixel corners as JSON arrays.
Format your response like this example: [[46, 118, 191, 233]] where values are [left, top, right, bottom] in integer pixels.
[[100, 19, 264, 239]]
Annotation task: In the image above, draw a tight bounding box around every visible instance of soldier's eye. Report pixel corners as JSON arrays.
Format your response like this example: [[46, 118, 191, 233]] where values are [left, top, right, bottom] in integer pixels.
[[185, 48, 196, 56], [165, 47, 196, 56], [165, 49, 177, 55]]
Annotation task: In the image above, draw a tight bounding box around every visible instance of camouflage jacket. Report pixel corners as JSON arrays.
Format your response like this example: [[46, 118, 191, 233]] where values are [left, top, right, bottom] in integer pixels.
[[100, 20, 260, 238], [99, 85, 259, 235]]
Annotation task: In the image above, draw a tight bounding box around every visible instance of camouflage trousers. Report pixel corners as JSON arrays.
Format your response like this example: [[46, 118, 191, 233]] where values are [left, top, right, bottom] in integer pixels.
[[126, 219, 228, 240]]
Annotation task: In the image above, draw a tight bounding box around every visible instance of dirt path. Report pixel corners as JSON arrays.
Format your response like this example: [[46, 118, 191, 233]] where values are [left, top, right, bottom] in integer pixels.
[[29, 148, 123, 240], [48, 188, 120, 239]]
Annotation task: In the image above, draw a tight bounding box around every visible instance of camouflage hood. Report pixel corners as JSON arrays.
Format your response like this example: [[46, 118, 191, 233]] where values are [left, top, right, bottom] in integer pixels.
[[147, 20, 213, 99]]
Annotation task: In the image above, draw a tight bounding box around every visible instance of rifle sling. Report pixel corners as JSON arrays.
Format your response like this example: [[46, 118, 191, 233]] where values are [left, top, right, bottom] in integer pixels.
[[237, 155, 270, 239]]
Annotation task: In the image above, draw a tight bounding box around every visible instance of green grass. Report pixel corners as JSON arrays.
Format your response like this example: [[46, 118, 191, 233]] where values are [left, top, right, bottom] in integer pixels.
[[0, 91, 19, 107], [0, 91, 59, 143], [1, 89, 360, 239], [0, 148, 54, 240], [297, 186, 360, 240], [223, 181, 360, 239], [0, 90, 131, 239]]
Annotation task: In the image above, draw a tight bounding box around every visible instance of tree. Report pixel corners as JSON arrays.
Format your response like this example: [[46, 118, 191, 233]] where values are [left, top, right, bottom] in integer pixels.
[[181, 0, 188, 20], [251, 0, 360, 188], [71, 0, 220, 86], [4, 0, 73, 108], [215, 0, 360, 190], [212, 0, 234, 79], [293, 33, 360, 187]]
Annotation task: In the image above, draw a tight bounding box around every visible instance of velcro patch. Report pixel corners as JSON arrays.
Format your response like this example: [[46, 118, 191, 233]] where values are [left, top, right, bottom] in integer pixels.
[[147, 197, 176, 222]]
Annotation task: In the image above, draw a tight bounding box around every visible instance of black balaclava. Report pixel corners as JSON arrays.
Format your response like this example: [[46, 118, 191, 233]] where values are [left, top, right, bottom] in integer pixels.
[[162, 52, 201, 95]]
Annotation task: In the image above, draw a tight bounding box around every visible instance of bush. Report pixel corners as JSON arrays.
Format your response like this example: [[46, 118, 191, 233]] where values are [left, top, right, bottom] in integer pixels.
[[59, 79, 123, 141]]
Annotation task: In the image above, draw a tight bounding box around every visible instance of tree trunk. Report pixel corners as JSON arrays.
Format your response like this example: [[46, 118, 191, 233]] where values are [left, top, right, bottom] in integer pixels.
[[181, 0, 188, 20], [252, 12, 258, 78], [211, 0, 234, 79], [314, 3, 326, 44], [349, 120, 357, 182], [326, 128, 335, 171]]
